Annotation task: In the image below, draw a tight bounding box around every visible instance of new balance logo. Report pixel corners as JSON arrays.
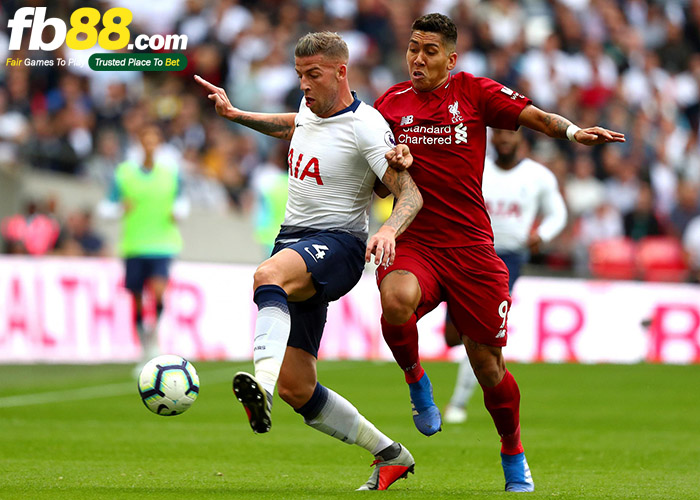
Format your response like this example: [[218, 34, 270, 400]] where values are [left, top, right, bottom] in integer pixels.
[[496, 329, 506, 339], [455, 123, 468, 144], [400, 115, 414, 126]]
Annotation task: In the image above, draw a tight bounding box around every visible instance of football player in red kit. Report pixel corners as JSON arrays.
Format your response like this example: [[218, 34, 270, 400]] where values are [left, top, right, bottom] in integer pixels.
[[375, 13, 625, 492]]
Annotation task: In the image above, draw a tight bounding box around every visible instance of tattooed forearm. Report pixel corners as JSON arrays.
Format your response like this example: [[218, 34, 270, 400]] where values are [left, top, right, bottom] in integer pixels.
[[380, 168, 423, 238], [541, 113, 572, 139], [233, 112, 296, 140]]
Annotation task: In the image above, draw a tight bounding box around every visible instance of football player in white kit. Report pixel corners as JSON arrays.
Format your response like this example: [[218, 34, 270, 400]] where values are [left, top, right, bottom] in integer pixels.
[[443, 128, 567, 424], [195, 32, 423, 491]]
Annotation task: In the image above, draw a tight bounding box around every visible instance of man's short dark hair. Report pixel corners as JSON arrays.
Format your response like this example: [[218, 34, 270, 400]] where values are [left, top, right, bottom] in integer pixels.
[[411, 13, 457, 52]]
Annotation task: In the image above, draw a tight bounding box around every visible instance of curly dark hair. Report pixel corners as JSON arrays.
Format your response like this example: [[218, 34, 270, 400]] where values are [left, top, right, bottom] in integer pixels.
[[411, 13, 457, 51]]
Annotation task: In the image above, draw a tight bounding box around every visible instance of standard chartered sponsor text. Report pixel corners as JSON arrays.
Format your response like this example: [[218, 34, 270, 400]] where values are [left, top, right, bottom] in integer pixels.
[[398, 124, 454, 145]]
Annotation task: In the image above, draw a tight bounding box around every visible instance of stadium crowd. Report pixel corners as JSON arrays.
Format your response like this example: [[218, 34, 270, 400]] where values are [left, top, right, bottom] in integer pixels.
[[1, 0, 700, 281]]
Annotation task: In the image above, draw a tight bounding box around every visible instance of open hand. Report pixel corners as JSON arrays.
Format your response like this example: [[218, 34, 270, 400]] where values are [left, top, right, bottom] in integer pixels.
[[574, 126, 626, 146], [365, 226, 397, 267]]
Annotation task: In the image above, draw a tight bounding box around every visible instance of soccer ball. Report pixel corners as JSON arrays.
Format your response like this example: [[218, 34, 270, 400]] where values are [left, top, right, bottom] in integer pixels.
[[137, 355, 200, 416]]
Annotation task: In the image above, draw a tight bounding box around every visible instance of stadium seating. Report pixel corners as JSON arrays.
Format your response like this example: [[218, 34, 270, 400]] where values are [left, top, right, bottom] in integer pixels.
[[588, 237, 637, 280], [636, 236, 689, 282], [589, 236, 690, 282]]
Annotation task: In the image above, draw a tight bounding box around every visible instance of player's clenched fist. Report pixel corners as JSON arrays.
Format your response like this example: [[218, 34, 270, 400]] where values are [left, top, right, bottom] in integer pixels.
[[385, 144, 413, 171], [366, 226, 397, 267], [194, 75, 238, 120]]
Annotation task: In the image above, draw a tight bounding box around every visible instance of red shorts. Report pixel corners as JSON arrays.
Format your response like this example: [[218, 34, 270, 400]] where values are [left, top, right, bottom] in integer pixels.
[[376, 241, 511, 347]]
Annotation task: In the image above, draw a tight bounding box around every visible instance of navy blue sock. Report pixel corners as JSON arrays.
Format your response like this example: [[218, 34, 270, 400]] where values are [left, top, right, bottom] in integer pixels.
[[253, 284, 289, 313], [295, 382, 329, 420]]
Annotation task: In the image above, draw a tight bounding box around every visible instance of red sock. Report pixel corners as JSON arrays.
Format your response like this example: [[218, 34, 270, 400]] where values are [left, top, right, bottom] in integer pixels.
[[482, 370, 524, 455], [381, 315, 424, 384]]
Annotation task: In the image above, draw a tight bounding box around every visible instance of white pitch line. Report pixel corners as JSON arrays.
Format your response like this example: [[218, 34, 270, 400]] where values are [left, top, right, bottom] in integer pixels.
[[0, 381, 137, 408], [0, 367, 234, 409], [0, 361, 359, 409]]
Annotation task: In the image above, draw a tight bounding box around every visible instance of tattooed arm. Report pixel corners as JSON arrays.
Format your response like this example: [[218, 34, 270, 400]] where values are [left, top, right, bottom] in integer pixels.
[[373, 144, 414, 198], [195, 75, 296, 140], [365, 168, 423, 266], [518, 104, 625, 146]]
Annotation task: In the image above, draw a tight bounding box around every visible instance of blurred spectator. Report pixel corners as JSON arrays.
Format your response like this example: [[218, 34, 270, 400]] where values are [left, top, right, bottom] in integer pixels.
[[604, 152, 641, 216], [1, 199, 62, 256], [215, 0, 253, 45], [683, 213, 700, 282], [86, 129, 124, 185], [476, 0, 524, 49], [668, 180, 700, 238], [565, 153, 606, 218], [0, 87, 30, 169], [518, 33, 572, 110], [623, 182, 665, 240], [574, 201, 624, 275], [570, 39, 618, 110], [176, 0, 216, 47], [25, 111, 81, 174], [57, 210, 105, 257]]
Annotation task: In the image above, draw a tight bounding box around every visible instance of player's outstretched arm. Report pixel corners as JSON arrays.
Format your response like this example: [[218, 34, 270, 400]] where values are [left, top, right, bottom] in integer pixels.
[[194, 75, 296, 140], [366, 169, 423, 266], [518, 104, 625, 146]]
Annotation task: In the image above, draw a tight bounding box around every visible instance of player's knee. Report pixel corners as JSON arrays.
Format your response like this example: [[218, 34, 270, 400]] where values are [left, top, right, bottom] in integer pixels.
[[277, 378, 314, 409], [381, 288, 416, 325], [253, 261, 282, 289]]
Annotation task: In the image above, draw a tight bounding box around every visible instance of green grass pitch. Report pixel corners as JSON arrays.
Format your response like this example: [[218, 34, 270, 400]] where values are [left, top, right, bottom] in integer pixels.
[[1, 361, 699, 499]]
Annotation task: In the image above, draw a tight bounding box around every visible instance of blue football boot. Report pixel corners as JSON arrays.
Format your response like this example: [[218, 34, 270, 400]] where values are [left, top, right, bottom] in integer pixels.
[[408, 372, 442, 436], [501, 452, 534, 492]]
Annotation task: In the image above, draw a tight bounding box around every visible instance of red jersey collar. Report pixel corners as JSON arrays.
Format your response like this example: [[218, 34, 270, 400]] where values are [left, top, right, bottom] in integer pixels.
[[412, 73, 452, 99]]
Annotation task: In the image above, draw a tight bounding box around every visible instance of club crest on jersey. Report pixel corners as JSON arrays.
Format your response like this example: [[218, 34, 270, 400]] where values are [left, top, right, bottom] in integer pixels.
[[400, 115, 414, 126], [448, 100, 463, 123], [288, 148, 323, 185]]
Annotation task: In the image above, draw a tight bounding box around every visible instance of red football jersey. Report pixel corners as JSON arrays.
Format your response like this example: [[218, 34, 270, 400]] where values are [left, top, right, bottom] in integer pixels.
[[375, 72, 531, 247]]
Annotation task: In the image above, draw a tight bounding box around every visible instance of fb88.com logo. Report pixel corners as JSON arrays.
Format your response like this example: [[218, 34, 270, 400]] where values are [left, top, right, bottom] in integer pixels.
[[7, 7, 188, 52]]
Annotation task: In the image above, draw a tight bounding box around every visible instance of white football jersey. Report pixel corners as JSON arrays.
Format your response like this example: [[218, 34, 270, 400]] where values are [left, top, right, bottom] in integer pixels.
[[482, 157, 567, 252], [283, 97, 393, 238]]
